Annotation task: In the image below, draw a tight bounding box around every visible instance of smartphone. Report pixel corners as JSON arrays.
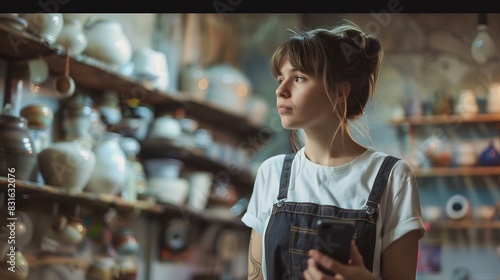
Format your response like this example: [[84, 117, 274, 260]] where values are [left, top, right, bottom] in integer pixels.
[[315, 219, 355, 275]]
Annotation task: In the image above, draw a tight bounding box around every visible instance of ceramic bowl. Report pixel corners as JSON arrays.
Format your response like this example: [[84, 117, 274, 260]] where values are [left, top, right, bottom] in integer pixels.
[[473, 205, 496, 221], [422, 206, 442, 222], [143, 158, 184, 179]]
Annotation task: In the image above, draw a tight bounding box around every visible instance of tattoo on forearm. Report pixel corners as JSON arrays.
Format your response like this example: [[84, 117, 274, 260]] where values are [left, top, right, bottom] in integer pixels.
[[248, 237, 262, 279]]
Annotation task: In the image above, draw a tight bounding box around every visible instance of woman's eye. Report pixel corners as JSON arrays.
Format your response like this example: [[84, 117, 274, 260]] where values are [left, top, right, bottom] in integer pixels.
[[277, 79, 283, 85], [295, 76, 305, 82]]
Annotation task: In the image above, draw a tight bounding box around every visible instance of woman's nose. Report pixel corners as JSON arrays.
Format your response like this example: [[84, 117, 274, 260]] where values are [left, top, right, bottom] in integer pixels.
[[276, 83, 289, 98]]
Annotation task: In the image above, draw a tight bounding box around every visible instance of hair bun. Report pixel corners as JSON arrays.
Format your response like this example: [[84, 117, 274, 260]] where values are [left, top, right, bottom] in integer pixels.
[[365, 36, 382, 58]]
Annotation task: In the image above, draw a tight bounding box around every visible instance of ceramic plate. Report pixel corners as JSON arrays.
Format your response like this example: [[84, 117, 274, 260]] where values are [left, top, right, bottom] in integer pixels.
[[0, 14, 28, 31]]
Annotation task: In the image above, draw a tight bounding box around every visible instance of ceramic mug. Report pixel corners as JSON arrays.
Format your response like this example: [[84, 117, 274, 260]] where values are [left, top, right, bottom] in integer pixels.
[[27, 56, 49, 85], [50, 216, 88, 247], [112, 228, 139, 255]]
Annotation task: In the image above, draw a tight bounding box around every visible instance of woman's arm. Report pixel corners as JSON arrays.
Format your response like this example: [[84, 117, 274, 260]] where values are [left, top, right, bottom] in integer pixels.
[[380, 229, 421, 280], [247, 229, 264, 280]]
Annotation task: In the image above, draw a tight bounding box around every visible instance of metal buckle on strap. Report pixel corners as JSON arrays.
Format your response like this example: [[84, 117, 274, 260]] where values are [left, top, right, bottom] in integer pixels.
[[277, 198, 286, 207], [366, 206, 375, 214]]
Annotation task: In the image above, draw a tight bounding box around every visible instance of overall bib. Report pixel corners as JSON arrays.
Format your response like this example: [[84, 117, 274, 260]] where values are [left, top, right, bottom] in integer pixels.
[[264, 153, 400, 279]]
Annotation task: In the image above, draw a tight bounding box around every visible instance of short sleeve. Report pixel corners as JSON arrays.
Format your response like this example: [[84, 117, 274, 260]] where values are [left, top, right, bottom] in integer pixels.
[[381, 161, 426, 252], [241, 162, 269, 235]]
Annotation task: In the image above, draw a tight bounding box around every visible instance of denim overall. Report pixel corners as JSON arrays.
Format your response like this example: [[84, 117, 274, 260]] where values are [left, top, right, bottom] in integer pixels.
[[264, 153, 400, 279]]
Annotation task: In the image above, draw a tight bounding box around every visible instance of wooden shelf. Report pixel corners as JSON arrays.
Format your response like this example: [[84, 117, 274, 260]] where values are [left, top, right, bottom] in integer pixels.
[[0, 24, 270, 143], [0, 176, 245, 226], [139, 138, 255, 196], [425, 220, 500, 230], [389, 113, 500, 126], [413, 166, 500, 177], [0, 176, 164, 214]]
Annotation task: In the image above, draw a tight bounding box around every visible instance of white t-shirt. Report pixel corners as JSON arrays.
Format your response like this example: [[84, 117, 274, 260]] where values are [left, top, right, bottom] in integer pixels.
[[241, 147, 426, 278]]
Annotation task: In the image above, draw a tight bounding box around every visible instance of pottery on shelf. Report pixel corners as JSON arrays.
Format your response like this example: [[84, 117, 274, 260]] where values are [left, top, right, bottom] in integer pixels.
[[85, 132, 127, 195], [83, 19, 132, 67], [20, 13, 63, 44], [0, 104, 38, 181], [20, 104, 54, 153], [478, 140, 500, 166], [0, 251, 29, 280], [56, 14, 88, 55], [37, 101, 96, 192]]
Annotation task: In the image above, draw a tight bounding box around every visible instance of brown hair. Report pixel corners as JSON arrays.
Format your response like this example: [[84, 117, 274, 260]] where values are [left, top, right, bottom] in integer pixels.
[[270, 19, 383, 151]]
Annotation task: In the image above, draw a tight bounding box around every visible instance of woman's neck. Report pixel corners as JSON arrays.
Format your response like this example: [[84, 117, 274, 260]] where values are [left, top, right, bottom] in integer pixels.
[[303, 125, 367, 167]]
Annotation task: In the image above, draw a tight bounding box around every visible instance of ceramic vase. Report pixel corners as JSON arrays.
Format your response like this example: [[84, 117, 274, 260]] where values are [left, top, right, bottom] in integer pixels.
[[37, 102, 96, 192], [478, 140, 500, 166], [0, 251, 29, 280], [20, 13, 63, 44], [84, 19, 132, 67], [0, 105, 38, 181], [56, 15, 88, 55], [85, 132, 127, 195], [38, 139, 96, 192]]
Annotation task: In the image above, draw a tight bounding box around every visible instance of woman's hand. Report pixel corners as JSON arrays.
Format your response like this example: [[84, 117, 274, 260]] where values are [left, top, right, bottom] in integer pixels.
[[303, 240, 377, 280]]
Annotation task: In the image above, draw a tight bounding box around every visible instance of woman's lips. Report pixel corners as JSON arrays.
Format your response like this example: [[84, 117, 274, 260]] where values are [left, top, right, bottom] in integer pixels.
[[277, 105, 292, 114]]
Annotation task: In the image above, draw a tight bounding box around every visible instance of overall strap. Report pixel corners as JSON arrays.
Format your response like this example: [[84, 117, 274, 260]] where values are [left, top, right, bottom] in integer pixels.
[[365, 155, 400, 214], [277, 153, 296, 201]]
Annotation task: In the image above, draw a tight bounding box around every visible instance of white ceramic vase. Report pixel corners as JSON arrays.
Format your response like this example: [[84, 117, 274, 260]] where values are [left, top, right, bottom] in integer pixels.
[[85, 132, 127, 195], [83, 19, 132, 67], [56, 15, 88, 55], [38, 139, 96, 192], [20, 13, 63, 44]]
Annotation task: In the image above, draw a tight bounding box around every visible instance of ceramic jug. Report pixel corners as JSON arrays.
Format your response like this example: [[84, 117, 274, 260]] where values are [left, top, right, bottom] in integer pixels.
[[85, 132, 127, 195], [84, 19, 132, 67], [0, 104, 38, 181], [56, 14, 88, 55]]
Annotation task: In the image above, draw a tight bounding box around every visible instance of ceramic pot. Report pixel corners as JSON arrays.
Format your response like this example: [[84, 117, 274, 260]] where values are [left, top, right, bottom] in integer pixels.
[[478, 140, 500, 166], [20, 13, 63, 44], [84, 19, 132, 67], [56, 15, 88, 55], [50, 216, 87, 247], [116, 105, 154, 141], [112, 228, 139, 255], [98, 91, 122, 126], [205, 63, 252, 116], [179, 63, 209, 101], [0, 109, 38, 181], [0, 251, 29, 280], [487, 83, 500, 114], [38, 139, 96, 192], [20, 104, 54, 153], [85, 132, 127, 195]]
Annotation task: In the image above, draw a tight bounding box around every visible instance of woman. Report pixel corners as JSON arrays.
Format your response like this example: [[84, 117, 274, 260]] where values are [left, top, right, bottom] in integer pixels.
[[241, 19, 425, 280]]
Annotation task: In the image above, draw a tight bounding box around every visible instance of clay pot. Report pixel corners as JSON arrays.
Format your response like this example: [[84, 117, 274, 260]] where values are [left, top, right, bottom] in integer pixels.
[[0, 109, 38, 181]]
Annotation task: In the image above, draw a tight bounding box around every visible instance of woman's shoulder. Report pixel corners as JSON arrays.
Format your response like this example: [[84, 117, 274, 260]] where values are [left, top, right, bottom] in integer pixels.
[[258, 153, 289, 171], [366, 148, 415, 176]]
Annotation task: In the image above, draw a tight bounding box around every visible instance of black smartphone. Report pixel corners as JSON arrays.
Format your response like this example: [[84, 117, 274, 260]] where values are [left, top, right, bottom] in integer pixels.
[[315, 219, 355, 275]]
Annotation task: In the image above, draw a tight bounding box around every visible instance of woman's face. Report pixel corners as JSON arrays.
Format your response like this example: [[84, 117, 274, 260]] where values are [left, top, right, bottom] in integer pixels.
[[275, 59, 334, 130]]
